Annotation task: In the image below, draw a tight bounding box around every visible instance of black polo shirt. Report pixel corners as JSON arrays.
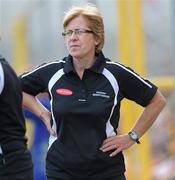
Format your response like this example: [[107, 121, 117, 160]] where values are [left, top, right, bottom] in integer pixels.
[[0, 57, 33, 176], [0, 57, 27, 145], [20, 51, 157, 179]]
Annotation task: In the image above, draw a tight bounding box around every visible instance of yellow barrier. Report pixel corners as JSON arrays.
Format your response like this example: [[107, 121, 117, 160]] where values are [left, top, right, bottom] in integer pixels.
[[12, 17, 28, 74], [117, 1, 151, 179]]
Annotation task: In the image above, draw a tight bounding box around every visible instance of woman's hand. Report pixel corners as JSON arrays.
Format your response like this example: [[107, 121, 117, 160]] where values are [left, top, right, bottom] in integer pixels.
[[22, 92, 57, 136], [100, 134, 135, 157], [40, 111, 57, 137]]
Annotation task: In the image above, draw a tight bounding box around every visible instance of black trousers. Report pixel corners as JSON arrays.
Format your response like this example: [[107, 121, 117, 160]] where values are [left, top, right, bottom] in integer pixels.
[[47, 174, 126, 180], [0, 169, 33, 180], [0, 150, 33, 180]]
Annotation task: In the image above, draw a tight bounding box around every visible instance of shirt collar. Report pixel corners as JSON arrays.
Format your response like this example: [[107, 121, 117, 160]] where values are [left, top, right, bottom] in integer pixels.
[[63, 55, 74, 73], [63, 51, 106, 74]]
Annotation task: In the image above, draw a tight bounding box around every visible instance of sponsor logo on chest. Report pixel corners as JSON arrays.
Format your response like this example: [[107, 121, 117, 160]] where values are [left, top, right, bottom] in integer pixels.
[[56, 88, 73, 96], [92, 91, 110, 98]]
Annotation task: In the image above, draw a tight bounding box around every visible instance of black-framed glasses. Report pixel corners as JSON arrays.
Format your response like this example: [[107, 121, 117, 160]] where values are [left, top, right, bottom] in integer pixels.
[[62, 29, 93, 37]]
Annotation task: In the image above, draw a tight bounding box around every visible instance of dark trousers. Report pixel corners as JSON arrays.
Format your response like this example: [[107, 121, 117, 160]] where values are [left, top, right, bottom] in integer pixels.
[[0, 150, 33, 180], [47, 174, 126, 180], [0, 169, 33, 180]]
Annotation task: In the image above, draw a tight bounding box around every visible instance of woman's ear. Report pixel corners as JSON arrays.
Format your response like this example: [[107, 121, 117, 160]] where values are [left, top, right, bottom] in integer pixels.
[[95, 38, 100, 46], [95, 41, 98, 46], [94, 35, 100, 47]]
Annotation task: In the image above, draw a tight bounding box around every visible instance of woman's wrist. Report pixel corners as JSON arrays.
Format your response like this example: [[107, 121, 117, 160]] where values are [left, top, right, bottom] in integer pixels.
[[39, 110, 50, 120]]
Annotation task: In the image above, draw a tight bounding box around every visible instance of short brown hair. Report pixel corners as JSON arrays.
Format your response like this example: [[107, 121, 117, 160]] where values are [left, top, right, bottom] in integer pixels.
[[63, 3, 104, 53]]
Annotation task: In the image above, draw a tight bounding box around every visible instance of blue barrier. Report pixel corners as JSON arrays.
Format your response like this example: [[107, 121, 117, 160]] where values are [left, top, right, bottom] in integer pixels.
[[23, 97, 50, 180]]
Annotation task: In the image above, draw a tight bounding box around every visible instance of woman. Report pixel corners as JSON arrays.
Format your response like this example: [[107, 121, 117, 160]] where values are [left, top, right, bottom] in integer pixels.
[[20, 4, 166, 180], [0, 56, 33, 180]]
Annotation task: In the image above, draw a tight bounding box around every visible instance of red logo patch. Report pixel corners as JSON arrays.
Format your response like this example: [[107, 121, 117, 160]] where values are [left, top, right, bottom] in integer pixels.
[[56, 88, 73, 96]]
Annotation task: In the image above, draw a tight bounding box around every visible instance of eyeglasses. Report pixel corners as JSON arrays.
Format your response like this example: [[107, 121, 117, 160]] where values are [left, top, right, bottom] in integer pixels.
[[62, 29, 93, 37]]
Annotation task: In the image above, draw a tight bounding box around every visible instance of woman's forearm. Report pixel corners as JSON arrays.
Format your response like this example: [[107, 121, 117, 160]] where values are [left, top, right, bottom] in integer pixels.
[[131, 89, 166, 138], [22, 92, 49, 118]]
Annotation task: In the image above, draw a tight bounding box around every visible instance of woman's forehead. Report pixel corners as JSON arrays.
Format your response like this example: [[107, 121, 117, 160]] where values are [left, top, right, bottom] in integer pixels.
[[66, 15, 90, 28]]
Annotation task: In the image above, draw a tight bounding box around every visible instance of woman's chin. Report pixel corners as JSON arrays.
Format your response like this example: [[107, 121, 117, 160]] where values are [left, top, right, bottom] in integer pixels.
[[70, 52, 82, 59]]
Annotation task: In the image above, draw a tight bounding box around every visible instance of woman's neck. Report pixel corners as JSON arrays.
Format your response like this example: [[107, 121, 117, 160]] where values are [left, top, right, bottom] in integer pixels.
[[73, 56, 96, 79]]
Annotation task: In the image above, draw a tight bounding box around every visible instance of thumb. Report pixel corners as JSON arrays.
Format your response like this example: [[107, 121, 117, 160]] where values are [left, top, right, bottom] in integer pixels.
[[45, 121, 57, 136]]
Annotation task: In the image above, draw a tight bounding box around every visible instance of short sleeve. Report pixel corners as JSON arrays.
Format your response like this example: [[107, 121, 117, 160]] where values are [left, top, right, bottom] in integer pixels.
[[19, 64, 48, 96], [118, 66, 157, 107]]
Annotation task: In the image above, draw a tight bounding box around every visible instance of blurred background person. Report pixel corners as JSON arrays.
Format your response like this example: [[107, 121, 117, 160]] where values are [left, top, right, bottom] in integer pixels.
[[0, 41, 33, 179]]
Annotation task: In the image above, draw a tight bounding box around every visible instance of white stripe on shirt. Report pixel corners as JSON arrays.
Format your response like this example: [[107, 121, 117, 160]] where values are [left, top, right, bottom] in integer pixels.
[[0, 145, 2, 154], [102, 68, 118, 137], [48, 68, 65, 149], [0, 62, 4, 94], [21, 61, 65, 78], [106, 61, 152, 88]]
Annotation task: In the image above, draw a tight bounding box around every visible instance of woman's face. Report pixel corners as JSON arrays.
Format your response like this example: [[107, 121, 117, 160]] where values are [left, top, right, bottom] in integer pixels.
[[64, 15, 98, 60]]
